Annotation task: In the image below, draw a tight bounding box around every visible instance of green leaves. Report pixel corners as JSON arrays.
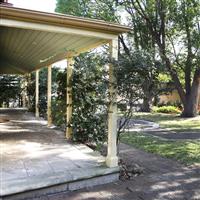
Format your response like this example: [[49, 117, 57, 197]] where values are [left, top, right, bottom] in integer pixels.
[[51, 52, 108, 145], [0, 75, 21, 107], [71, 53, 108, 144], [56, 0, 117, 21]]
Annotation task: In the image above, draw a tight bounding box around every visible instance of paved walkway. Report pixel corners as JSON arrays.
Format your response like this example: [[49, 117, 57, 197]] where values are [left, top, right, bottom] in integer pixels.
[[1, 110, 200, 199], [144, 128, 200, 140], [0, 109, 117, 197], [31, 143, 200, 200], [120, 117, 200, 140]]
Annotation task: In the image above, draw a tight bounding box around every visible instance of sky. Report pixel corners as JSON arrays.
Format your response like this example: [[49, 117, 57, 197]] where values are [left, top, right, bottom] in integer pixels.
[[9, 0, 57, 12]]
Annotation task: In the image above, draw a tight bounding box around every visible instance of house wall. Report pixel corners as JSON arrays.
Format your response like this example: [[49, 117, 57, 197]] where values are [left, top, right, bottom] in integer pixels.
[[159, 88, 200, 106], [159, 90, 181, 105]]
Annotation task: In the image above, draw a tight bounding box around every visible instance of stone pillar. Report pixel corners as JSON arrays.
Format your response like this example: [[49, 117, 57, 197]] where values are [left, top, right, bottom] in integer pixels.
[[47, 65, 52, 126], [66, 58, 74, 139], [106, 38, 118, 168], [35, 70, 39, 119]]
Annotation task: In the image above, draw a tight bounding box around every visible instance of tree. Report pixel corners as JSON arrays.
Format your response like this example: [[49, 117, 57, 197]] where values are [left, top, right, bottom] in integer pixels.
[[0, 75, 21, 107], [52, 53, 108, 145], [117, 51, 163, 112], [56, 0, 165, 112], [119, 0, 200, 117], [55, 0, 91, 17], [56, 0, 119, 22], [118, 8, 164, 112]]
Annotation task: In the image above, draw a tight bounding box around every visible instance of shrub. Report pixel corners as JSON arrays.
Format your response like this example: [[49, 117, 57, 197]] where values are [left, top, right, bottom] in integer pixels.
[[158, 100, 182, 109], [26, 53, 108, 146], [52, 53, 108, 146], [118, 103, 127, 112], [152, 106, 181, 114]]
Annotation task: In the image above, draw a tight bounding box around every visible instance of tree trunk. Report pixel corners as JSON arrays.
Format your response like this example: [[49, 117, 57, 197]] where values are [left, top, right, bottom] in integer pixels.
[[182, 94, 199, 117], [156, 43, 199, 117], [182, 69, 200, 117], [140, 97, 151, 112]]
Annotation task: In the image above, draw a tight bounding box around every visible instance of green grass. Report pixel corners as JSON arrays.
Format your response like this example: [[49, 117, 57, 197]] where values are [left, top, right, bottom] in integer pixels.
[[120, 112, 200, 165], [121, 132, 200, 165], [132, 112, 200, 133]]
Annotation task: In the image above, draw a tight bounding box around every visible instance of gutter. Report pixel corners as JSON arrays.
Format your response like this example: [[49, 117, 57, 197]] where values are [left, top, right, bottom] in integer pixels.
[[0, 5, 132, 34]]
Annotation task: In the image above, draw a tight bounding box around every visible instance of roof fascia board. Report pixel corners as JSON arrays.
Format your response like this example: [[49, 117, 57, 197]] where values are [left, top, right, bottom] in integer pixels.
[[0, 6, 131, 34], [0, 18, 118, 40]]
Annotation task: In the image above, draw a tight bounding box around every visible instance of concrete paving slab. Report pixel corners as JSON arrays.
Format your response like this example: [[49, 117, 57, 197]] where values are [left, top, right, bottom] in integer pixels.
[[31, 143, 199, 200], [0, 109, 119, 198]]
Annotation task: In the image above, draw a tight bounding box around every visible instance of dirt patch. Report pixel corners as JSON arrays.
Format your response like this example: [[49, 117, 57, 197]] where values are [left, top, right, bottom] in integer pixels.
[[0, 118, 9, 123]]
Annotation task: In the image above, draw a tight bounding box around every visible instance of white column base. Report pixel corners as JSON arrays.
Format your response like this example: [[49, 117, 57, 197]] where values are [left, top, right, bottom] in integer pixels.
[[35, 111, 39, 119], [106, 156, 118, 168], [47, 123, 52, 127], [66, 129, 72, 140]]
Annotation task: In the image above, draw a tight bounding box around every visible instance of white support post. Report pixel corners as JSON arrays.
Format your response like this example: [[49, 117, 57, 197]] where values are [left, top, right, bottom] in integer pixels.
[[22, 76, 26, 108], [106, 38, 118, 168], [27, 74, 31, 109], [47, 65, 52, 127], [35, 70, 39, 119], [66, 58, 74, 139]]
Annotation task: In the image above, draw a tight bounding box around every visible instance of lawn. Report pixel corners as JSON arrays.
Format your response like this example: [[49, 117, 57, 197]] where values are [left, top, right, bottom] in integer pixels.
[[121, 132, 200, 165], [120, 112, 200, 165], [131, 112, 200, 133]]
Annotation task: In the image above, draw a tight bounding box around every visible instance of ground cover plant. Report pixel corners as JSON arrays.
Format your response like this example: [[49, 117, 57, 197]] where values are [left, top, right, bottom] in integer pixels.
[[152, 106, 181, 114]]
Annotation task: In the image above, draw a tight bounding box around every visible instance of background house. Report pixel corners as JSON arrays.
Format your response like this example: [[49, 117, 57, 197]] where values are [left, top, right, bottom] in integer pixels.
[[159, 88, 200, 106]]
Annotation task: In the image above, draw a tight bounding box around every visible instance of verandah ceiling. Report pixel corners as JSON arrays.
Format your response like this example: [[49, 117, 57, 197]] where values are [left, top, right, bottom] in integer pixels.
[[0, 6, 130, 75], [0, 26, 105, 74]]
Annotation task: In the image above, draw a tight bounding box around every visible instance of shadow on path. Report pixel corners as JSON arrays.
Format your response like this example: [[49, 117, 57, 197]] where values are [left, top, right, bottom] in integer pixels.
[[35, 144, 200, 200]]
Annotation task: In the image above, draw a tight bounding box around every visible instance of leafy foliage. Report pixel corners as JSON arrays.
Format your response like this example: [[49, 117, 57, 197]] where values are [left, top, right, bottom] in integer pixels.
[[152, 106, 181, 114], [72, 53, 108, 143], [55, 0, 167, 145], [118, 0, 200, 117], [27, 67, 59, 116], [117, 50, 163, 112], [56, 0, 119, 22], [52, 53, 108, 144], [0, 75, 21, 107]]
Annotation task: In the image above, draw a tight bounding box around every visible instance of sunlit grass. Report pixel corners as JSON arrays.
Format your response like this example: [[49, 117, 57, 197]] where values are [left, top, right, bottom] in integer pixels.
[[121, 132, 200, 165], [120, 112, 200, 164], [132, 112, 200, 133]]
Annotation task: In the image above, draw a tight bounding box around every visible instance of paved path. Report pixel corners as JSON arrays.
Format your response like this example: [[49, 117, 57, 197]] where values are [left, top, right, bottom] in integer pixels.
[[0, 109, 114, 197], [1, 110, 200, 199], [32, 143, 200, 200], [120, 117, 200, 140], [143, 128, 200, 140]]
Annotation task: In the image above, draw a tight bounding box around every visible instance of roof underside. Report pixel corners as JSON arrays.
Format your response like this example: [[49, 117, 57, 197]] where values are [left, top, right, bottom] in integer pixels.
[[0, 6, 130, 75], [0, 26, 106, 74]]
